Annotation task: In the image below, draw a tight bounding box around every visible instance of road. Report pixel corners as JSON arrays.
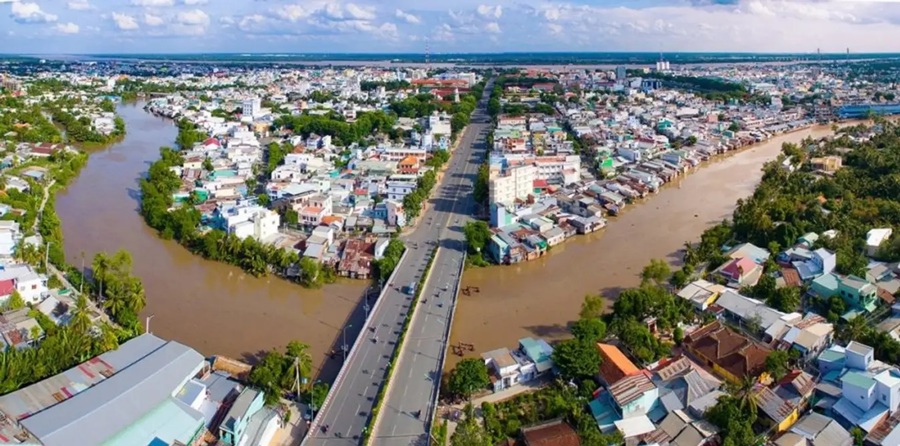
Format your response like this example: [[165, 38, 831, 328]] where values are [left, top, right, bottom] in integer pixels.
[[369, 91, 491, 446], [303, 79, 493, 446]]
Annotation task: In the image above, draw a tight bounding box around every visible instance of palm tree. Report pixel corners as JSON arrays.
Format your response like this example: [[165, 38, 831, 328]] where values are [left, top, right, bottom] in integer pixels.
[[92, 252, 111, 298], [729, 375, 760, 416], [839, 315, 869, 343], [70, 295, 92, 335]]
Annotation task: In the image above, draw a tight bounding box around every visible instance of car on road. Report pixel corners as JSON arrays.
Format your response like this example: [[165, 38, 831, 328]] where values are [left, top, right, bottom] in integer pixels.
[[406, 281, 417, 295]]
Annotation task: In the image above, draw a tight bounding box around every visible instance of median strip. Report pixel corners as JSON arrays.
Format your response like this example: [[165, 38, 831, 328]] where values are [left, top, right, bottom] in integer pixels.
[[363, 246, 441, 444]]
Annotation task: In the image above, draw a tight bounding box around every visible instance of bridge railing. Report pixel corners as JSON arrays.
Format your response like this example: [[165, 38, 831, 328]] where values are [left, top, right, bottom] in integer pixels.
[[426, 251, 466, 444], [302, 247, 410, 444]]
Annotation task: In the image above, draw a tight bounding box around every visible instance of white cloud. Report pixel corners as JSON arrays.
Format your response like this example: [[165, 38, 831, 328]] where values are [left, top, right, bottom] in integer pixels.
[[10, 2, 58, 23], [67, 0, 93, 11], [130, 0, 174, 6], [183, 0, 207, 4], [111, 12, 139, 30], [345, 3, 376, 21], [54, 22, 80, 34], [476, 5, 502, 19], [485, 21, 501, 33], [395, 9, 420, 24], [274, 4, 312, 22], [176, 8, 209, 26], [144, 13, 164, 26], [238, 14, 265, 32]]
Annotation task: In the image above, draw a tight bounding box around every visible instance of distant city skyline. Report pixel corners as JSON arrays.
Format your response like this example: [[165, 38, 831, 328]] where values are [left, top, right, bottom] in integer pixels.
[[3, 0, 900, 54]]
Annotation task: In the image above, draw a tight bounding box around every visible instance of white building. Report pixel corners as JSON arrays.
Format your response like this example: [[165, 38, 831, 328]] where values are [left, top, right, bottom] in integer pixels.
[[0, 264, 48, 304], [226, 206, 280, 241], [866, 228, 893, 257], [0, 221, 21, 258], [242, 97, 261, 119], [386, 180, 417, 201], [489, 164, 536, 207], [427, 112, 452, 137]]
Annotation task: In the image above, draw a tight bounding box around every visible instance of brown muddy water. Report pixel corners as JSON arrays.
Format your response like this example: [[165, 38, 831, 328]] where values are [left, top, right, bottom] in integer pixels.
[[448, 124, 843, 368], [56, 102, 366, 377]]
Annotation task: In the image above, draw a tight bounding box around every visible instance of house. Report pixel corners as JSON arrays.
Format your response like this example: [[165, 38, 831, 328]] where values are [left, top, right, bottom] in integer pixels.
[[683, 321, 771, 384], [811, 273, 878, 316], [219, 387, 266, 445], [0, 264, 48, 304], [0, 308, 43, 349], [715, 256, 763, 288], [651, 356, 722, 415], [725, 242, 771, 264], [596, 343, 640, 386], [792, 248, 837, 282], [780, 316, 834, 361], [755, 385, 800, 433], [779, 412, 852, 446], [0, 221, 21, 258], [777, 370, 816, 410], [825, 342, 900, 433], [676, 279, 726, 311], [608, 372, 659, 419], [483, 348, 521, 392], [714, 289, 793, 337], [810, 156, 843, 173], [657, 410, 718, 446], [518, 337, 554, 378], [867, 228, 893, 257]]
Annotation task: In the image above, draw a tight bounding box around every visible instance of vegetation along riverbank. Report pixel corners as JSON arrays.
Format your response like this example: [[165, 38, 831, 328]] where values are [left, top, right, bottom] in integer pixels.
[[0, 84, 148, 395]]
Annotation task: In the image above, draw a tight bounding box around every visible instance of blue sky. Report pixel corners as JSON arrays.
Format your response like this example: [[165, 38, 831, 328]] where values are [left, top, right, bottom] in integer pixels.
[[2, 0, 900, 54]]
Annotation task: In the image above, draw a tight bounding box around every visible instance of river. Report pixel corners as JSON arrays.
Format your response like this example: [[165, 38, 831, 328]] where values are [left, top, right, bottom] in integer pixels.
[[55, 102, 367, 377], [447, 124, 840, 367]]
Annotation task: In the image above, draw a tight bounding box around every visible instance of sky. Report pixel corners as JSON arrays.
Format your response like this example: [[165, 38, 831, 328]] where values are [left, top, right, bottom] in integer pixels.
[[3, 0, 900, 54]]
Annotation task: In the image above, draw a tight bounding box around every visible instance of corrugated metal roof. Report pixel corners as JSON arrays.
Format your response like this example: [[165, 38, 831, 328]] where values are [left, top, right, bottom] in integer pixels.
[[20, 336, 205, 446]]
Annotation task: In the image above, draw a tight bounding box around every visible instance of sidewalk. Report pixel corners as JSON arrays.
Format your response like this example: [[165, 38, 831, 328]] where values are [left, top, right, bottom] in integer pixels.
[[267, 401, 305, 446]]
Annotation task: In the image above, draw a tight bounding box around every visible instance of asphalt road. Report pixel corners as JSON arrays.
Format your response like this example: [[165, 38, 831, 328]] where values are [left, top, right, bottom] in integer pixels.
[[303, 80, 493, 446], [369, 98, 491, 446]]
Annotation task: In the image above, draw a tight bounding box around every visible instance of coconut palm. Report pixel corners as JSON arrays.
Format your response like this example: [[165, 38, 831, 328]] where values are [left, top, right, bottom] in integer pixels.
[[70, 295, 92, 335]]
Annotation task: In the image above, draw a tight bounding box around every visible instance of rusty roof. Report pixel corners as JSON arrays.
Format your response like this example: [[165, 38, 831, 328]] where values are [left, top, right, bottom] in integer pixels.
[[521, 419, 580, 446]]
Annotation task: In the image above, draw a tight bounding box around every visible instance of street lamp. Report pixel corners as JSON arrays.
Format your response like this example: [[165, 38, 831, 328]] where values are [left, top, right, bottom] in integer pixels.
[[342, 324, 352, 358], [145, 314, 155, 333]]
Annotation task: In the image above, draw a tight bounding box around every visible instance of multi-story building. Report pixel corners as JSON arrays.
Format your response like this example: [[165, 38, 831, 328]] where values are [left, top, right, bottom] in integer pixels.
[[241, 97, 261, 118], [489, 164, 536, 207]]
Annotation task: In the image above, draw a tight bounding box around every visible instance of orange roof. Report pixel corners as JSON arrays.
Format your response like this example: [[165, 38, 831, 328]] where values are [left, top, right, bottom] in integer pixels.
[[597, 343, 640, 385], [301, 206, 323, 215], [398, 155, 419, 166], [321, 215, 343, 225]]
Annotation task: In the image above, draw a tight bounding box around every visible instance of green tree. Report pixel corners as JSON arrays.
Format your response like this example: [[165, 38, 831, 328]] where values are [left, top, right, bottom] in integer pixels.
[[447, 358, 490, 399], [463, 221, 492, 256], [640, 259, 671, 286], [764, 350, 790, 380], [202, 157, 213, 172], [571, 318, 607, 343], [552, 339, 601, 381], [7, 290, 24, 310], [450, 404, 492, 446], [673, 326, 684, 345], [578, 294, 605, 320]]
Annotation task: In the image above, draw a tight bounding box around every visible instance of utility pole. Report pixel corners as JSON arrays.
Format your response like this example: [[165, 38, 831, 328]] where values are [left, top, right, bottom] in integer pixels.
[[79, 252, 85, 295]]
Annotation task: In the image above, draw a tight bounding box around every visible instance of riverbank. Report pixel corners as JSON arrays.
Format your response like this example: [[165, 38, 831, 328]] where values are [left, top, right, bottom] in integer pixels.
[[56, 103, 369, 379], [446, 124, 843, 368]]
